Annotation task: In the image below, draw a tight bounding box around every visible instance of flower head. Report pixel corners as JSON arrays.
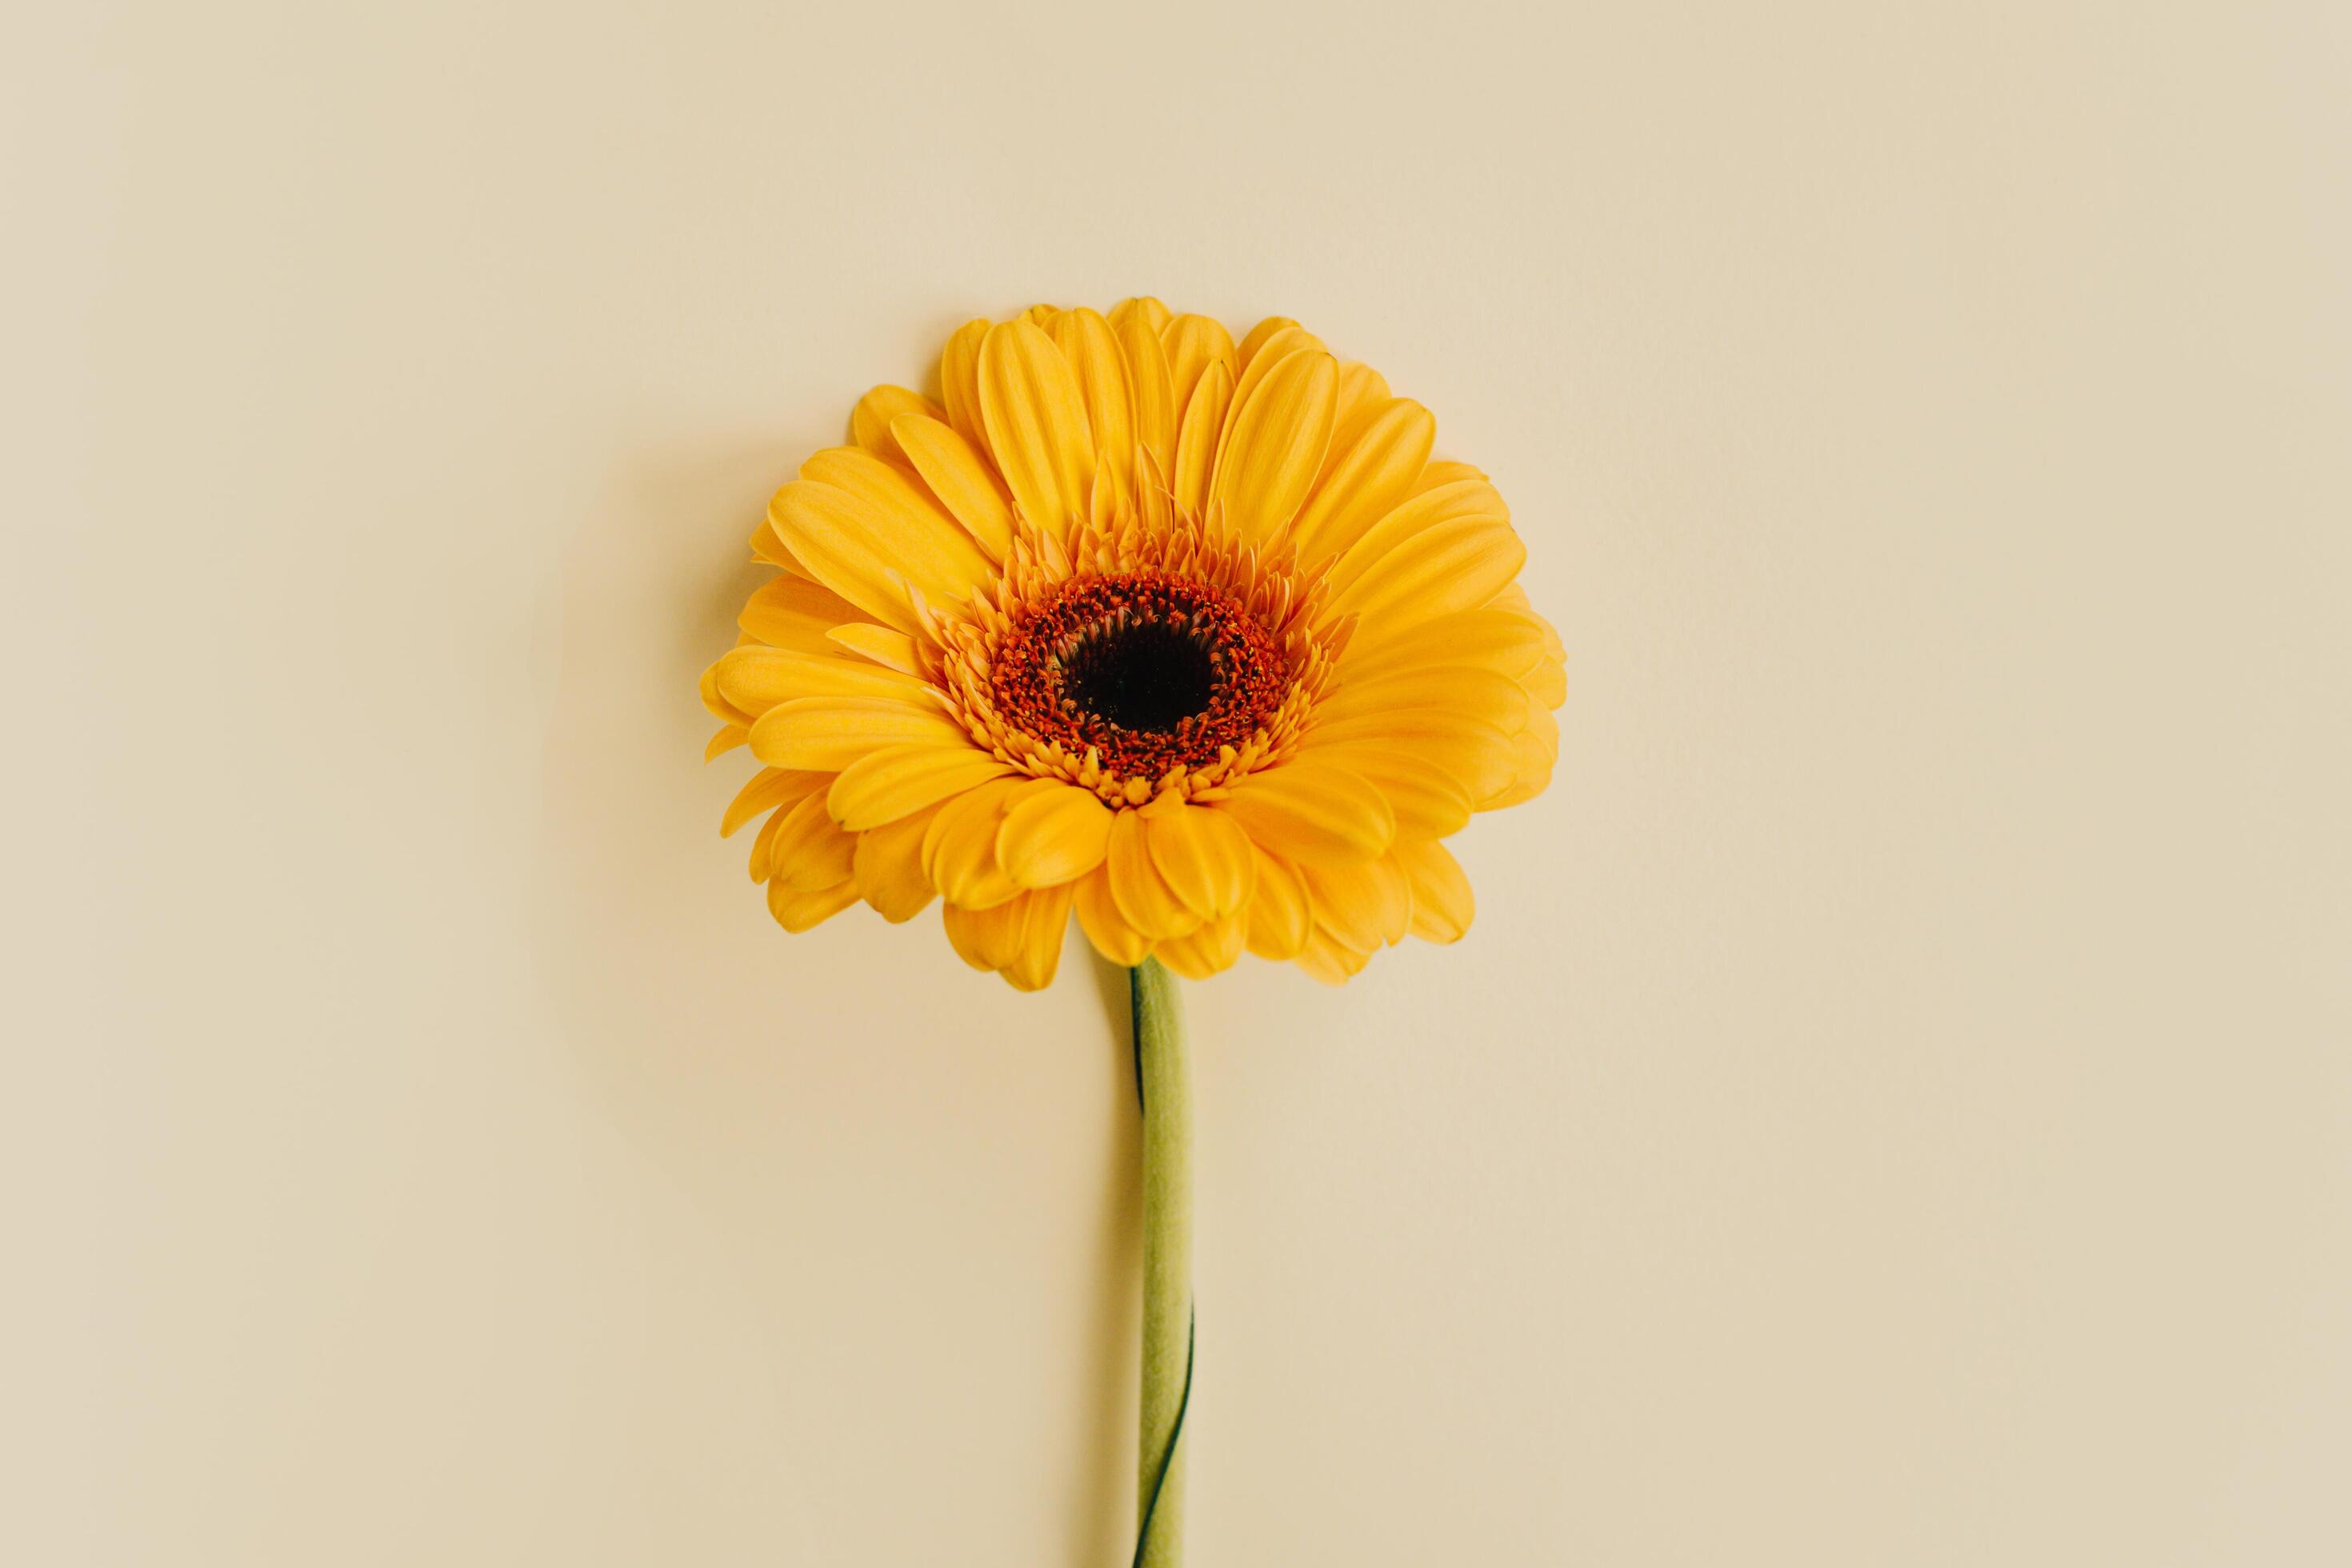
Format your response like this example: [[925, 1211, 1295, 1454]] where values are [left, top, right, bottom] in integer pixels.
[[701, 302, 1564, 988]]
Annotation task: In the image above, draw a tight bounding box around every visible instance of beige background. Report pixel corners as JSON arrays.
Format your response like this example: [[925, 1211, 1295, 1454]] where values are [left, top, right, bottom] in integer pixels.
[[10, 2, 2350, 1563]]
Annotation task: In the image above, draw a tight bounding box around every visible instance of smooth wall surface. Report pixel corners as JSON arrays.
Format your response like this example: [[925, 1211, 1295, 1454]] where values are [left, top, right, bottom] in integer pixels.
[[10, 3, 2350, 1563]]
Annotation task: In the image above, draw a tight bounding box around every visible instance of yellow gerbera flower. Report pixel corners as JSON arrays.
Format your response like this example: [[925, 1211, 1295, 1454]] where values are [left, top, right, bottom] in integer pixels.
[[700, 300, 1564, 990]]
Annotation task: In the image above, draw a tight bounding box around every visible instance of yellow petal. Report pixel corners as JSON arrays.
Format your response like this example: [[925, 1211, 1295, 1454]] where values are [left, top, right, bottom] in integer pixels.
[[1232, 329, 1326, 442], [1483, 704, 1559, 810], [938, 318, 990, 446], [1522, 699, 1560, 766], [722, 766, 826, 837], [1050, 307, 1135, 498], [853, 806, 938, 923], [1073, 865, 1151, 966], [1242, 845, 1311, 960], [1330, 361, 1394, 450], [1236, 315, 1306, 372], [827, 744, 1010, 830], [768, 878, 858, 934], [1306, 746, 1474, 840], [1288, 398, 1437, 563], [1106, 808, 1204, 939], [1110, 296, 1174, 334], [1484, 762, 1550, 810], [1316, 666, 1530, 735], [738, 574, 867, 654], [749, 517, 799, 570], [891, 414, 1015, 562], [1394, 839, 1474, 943], [1005, 884, 1076, 990], [798, 446, 986, 567], [1338, 609, 1547, 686], [1522, 652, 1567, 710], [850, 384, 942, 461], [748, 696, 970, 771], [1160, 314, 1238, 414], [1170, 360, 1234, 520], [770, 478, 990, 633], [1322, 480, 1510, 599], [1415, 459, 1487, 493], [747, 798, 789, 882], [1113, 306, 1179, 480], [1141, 797, 1257, 918], [700, 661, 752, 726], [1154, 909, 1246, 980], [942, 897, 1019, 973], [1487, 580, 1534, 614], [997, 783, 1116, 888], [1485, 586, 1566, 664], [978, 318, 1094, 541], [825, 622, 922, 674], [1324, 516, 1527, 637], [922, 776, 1040, 910], [1217, 761, 1394, 866], [1213, 350, 1338, 544], [767, 791, 857, 891], [1301, 711, 1518, 803], [1294, 927, 1370, 985], [1226, 325, 1322, 426], [942, 884, 1074, 990], [705, 723, 748, 762], [714, 645, 932, 713], [1299, 856, 1413, 952]]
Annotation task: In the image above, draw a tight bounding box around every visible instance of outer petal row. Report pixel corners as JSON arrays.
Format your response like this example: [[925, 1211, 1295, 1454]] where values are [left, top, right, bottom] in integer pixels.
[[736, 764, 1483, 987]]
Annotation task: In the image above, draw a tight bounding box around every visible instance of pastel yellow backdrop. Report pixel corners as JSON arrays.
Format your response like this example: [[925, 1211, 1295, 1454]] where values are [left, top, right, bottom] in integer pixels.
[[10, 2, 2349, 1566]]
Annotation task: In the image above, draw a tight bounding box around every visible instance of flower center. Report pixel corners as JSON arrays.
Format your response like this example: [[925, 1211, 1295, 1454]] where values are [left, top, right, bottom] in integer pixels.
[[990, 573, 1290, 781], [1061, 619, 1218, 733]]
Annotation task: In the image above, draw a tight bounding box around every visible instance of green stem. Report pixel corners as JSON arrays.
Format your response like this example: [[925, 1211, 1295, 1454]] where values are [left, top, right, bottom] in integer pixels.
[[1130, 958, 1192, 1568]]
